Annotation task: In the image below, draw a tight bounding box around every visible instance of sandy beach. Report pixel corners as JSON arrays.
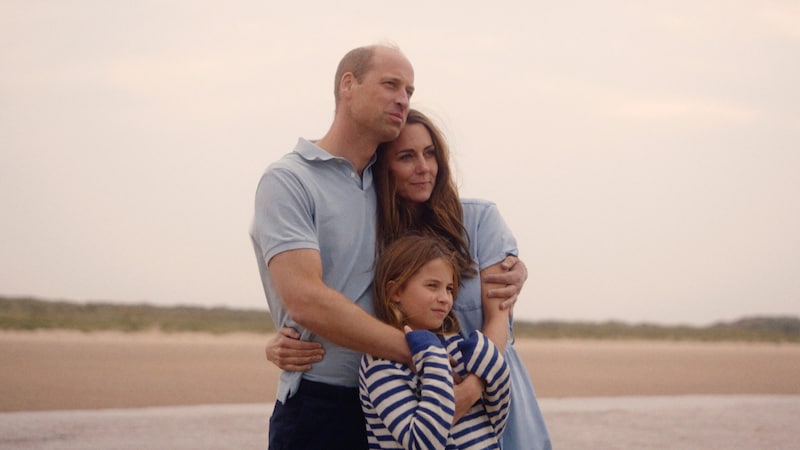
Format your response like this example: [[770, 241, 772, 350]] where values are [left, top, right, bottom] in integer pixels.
[[2, 330, 799, 448]]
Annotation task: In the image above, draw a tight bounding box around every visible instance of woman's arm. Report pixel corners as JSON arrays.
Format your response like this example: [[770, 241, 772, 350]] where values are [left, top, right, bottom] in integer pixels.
[[483, 256, 527, 312], [265, 327, 323, 371], [480, 261, 513, 353]]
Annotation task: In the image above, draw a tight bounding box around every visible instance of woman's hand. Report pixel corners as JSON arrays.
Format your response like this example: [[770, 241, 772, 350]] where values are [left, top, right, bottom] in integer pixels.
[[265, 327, 324, 371], [482, 255, 528, 312], [452, 373, 484, 424]]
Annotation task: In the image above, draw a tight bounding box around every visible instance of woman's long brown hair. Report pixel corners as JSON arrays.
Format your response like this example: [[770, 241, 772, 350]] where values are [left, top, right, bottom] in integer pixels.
[[373, 109, 476, 278]]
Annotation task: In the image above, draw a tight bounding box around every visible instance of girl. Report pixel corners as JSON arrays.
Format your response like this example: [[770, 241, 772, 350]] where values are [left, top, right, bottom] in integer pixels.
[[359, 233, 510, 449]]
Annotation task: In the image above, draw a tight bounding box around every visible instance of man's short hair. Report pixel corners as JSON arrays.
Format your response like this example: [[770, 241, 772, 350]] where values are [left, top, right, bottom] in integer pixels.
[[333, 46, 376, 107]]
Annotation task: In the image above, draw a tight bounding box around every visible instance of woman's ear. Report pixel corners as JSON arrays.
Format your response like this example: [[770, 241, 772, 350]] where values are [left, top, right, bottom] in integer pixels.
[[387, 279, 401, 305]]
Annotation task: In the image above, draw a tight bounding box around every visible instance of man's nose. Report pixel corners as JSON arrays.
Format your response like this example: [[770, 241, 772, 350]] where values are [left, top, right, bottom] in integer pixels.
[[396, 90, 410, 108]]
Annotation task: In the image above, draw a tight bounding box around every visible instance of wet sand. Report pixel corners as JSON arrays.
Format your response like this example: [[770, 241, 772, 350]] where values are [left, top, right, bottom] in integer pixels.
[[2, 397, 798, 449], [1, 331, 799, 448]]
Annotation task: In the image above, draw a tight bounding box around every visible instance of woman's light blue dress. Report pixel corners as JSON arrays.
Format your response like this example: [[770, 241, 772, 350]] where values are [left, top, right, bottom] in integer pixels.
[[455, 199, 552, 450]]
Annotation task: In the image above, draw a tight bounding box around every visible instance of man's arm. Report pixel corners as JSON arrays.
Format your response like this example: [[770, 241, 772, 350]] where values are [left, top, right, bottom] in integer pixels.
[[269, 248, 411, 364]]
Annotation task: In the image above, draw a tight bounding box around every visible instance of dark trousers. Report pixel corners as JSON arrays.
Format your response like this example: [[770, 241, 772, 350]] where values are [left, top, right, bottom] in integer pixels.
[[268, 379, 368, 450]]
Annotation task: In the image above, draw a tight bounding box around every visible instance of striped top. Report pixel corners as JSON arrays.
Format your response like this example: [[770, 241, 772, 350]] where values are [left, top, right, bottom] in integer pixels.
[[359, 330, 511, 449]]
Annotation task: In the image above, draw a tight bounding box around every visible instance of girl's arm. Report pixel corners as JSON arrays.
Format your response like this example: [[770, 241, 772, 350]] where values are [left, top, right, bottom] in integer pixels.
[[360, 330, 454, 450], [458, 330, 512, 438], [449, 258, 514, 423]]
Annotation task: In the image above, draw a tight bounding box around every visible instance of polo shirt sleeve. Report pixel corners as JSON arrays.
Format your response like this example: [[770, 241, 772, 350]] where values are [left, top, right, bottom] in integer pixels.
[[252, 166, 320, 265]]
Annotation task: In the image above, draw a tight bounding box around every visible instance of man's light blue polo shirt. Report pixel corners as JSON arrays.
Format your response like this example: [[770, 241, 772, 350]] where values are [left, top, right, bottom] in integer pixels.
[[250, 138, 377, 402]]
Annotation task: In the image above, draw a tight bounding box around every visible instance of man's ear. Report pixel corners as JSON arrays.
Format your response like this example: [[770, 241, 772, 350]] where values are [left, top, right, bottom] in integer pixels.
[[339, 72, 354, 98]]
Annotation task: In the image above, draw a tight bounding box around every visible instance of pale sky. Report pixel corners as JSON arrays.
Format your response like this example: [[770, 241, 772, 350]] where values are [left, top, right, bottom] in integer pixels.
[[2, 1, 798, 325]]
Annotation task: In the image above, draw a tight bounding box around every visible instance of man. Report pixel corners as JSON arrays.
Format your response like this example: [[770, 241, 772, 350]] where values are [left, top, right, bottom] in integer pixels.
[[251, 44, 525, 449], [251, 44, 416, 449]]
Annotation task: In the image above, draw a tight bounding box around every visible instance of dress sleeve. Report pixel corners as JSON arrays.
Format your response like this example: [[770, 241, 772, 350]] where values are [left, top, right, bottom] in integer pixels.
[[474, 201, 518, 270], [457, 330, 512, 438], [360, 330, 455, 450]]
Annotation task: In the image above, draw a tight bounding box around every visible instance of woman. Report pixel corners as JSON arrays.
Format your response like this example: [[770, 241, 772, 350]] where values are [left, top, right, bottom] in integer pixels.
[[373, 109, 551, 449], [360, 233, 510, 449], [267, 109, 552, 449]]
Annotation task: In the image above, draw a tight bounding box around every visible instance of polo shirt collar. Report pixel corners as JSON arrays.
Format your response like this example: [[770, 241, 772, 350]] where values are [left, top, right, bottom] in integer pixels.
[[295, 137, 378, 171]]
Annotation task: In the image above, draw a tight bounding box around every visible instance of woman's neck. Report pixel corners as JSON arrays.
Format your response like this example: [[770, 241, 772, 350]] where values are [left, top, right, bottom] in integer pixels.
[[400, 200, 426, 228]]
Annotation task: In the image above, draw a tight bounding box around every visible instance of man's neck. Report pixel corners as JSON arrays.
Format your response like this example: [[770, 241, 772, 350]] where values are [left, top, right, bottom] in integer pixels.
[[316, 125, 381, 176]]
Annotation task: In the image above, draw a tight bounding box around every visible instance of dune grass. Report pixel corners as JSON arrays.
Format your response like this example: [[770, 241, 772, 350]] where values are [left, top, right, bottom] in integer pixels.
[[2, 296, 798, 342], [0, 297, 274, 335], [512, 318, 800, 343]]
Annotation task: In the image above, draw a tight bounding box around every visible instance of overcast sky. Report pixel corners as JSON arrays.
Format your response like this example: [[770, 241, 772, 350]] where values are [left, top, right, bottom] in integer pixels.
[[2, 1, 798, 325]]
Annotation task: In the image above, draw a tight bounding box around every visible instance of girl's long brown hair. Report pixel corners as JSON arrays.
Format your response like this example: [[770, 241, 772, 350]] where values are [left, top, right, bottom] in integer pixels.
[[373, 233, 461, 334], [373, 109, 476, 278]]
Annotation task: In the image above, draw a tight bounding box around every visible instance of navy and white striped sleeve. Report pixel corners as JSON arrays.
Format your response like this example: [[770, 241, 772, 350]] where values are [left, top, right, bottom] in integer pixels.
[[360, 330, 455, 449]]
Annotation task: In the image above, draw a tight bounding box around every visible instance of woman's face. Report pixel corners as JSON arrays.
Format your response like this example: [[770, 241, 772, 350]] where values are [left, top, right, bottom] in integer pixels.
[[392, 257, 454, 331], [385, 123, 438, 204]]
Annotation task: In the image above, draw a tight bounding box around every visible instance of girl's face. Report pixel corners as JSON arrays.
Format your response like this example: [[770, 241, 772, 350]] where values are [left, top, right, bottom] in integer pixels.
[[385, 123, 438, 204], [391, 258, 454, 331]]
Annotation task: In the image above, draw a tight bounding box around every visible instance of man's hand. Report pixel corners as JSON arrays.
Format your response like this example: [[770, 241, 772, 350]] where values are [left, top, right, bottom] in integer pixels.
[[482, 255, 528, 311], [265, 327, 324, 371]]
